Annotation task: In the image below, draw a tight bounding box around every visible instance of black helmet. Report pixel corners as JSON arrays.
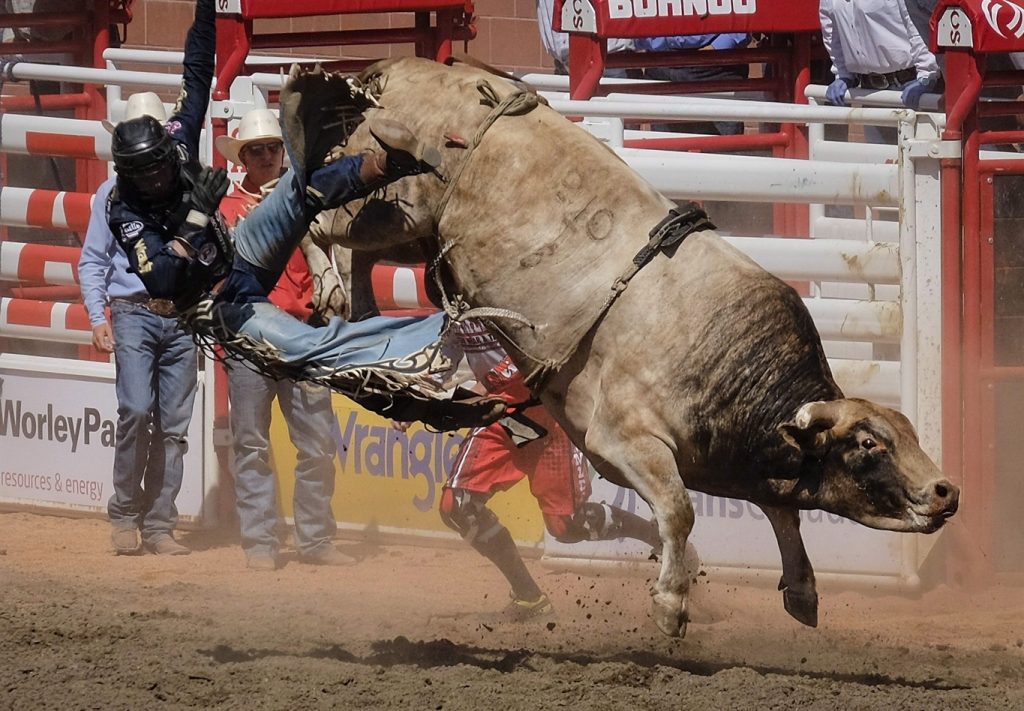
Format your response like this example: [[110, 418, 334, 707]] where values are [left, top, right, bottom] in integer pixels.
[[112, 116, 181, 207], [111, 115, 176, 177]]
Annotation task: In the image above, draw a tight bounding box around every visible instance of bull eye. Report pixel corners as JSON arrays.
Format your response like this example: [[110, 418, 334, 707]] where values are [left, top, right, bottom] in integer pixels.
[[862, 438, 877, 451]]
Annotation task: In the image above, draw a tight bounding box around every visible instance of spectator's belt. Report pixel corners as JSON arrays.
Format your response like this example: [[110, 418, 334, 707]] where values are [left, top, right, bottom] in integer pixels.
[[855, 68, 916, 90], [112, 295, 177, 317]]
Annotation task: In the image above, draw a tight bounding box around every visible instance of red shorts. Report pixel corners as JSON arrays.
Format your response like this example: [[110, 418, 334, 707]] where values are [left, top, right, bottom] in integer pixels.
[[445, 407, 591, 516]]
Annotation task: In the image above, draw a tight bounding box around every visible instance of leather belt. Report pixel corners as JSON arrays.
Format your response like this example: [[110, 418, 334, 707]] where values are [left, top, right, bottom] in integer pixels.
[[111, 296, 177, 317], [855, 68, 916, 90]]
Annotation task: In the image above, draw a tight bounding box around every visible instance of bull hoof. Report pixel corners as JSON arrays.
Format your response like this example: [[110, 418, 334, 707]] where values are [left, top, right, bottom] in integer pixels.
[[782, 587, 818, 628], [651, 594, 688, 638]]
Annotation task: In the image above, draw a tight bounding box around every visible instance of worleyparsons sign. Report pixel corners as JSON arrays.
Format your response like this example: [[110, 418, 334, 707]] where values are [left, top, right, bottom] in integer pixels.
[[0, 358, 205, 516]]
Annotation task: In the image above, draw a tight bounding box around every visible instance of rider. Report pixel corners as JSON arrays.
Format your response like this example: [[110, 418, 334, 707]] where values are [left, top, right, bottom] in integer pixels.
[[104, 3, 503, 431]]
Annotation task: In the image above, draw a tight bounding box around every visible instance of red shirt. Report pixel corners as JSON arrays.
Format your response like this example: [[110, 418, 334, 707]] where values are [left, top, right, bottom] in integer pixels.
[[220, 182, 314, 322]]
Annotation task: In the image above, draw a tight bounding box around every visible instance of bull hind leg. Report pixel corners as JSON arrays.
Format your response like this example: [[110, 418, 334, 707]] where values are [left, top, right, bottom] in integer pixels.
[[584, 428, 695, 637], [759, 504, 818, 627]]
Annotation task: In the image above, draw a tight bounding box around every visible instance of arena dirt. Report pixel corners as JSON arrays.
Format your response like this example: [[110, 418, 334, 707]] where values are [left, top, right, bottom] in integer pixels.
[[1, 511, 1022, 710]]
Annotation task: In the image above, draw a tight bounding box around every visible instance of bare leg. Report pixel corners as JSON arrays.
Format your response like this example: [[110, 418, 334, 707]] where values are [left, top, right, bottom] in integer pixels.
[[759, 504, 818, 628]]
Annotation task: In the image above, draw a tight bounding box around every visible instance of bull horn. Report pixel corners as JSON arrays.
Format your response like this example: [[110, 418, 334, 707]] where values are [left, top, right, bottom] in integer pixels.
[[793, 400, 844, 431], [778, 400, 845, 460]]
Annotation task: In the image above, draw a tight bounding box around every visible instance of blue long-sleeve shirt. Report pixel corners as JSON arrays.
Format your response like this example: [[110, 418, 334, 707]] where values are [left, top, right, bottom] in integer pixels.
[[79, 177, 147, 327], [636, 34, 749, 53]]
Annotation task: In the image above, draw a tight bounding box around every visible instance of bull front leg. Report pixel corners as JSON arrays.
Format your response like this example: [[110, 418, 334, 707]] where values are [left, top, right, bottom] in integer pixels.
[[584, 428, 695, 637], [759, 504, 818, 627]]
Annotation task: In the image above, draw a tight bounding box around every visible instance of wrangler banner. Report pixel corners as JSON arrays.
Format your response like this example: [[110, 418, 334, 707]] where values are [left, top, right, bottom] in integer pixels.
[[268, 394, 546, 547]]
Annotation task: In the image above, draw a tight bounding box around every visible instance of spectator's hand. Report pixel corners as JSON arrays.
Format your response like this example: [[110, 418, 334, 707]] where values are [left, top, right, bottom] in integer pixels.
[[191, 166, 230, 215], [390, 420, 412, 433], [901, 78, 933, 110], [825, 77, 851, 107], [91, 322, 114, 353]]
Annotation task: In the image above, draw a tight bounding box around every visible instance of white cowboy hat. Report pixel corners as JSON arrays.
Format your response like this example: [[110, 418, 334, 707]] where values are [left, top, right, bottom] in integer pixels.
[[214, 109, 283, 166], [101, 92, 168, 133]]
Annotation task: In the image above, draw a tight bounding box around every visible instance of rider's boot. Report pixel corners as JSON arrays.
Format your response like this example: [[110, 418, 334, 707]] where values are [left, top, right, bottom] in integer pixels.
[[305, 117, 442, 212]]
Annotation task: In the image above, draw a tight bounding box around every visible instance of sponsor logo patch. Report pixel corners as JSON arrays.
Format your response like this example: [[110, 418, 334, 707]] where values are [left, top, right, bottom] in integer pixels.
[[119, 220, 143, 240], [197, 242, 219, 266]]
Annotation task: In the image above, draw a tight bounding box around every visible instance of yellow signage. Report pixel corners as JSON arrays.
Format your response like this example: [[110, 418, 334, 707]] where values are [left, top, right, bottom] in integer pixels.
[[268, 393, 544, 545]]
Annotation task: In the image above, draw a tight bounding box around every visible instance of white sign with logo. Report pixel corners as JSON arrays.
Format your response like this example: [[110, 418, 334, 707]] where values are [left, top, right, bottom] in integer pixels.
[[0, 356, 205, 518], [562, 0, 598, 33], [936, 7, 975, 48], [546, 471, 904, 576]]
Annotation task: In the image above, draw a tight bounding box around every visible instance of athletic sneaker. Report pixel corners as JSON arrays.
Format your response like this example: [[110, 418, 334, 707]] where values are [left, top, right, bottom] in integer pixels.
[[501, 592, 554, 622]]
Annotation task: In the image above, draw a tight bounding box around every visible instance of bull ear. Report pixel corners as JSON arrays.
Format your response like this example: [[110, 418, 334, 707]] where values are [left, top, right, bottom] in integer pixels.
[[778, 400, 841, 455]]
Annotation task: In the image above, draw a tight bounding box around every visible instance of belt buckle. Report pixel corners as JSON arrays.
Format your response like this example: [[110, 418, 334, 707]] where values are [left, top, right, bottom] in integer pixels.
[[863, 74, 888, 90], [145, 299, 177, 317]]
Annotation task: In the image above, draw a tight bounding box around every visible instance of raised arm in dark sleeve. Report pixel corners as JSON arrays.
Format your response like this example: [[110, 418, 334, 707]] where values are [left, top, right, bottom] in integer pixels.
[[165, 0, 216, 162]]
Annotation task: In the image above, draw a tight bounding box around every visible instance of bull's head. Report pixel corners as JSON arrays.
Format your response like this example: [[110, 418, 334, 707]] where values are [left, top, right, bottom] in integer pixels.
[[779, 399, 959, 533]]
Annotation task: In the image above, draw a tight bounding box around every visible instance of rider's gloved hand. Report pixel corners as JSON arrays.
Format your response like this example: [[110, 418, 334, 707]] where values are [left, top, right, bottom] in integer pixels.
[[901, 77, 934, 110], [190, 166, 230, 216], [825, 77, 852, 107]]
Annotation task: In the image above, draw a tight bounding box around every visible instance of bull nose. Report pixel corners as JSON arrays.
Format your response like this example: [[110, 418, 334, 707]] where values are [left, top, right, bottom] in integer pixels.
[[929, 479, 960, 517]]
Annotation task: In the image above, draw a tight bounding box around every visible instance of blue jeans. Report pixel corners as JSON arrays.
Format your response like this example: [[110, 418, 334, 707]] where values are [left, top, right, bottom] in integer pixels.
[[108, 300, 198, 542], [233, 161, 362, 286], [227, 363, 338, 557], [195, 160, 447, 399], [219, 302, 447, 373]]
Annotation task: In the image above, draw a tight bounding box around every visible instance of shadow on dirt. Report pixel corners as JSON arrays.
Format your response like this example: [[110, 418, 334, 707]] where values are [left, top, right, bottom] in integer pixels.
[[198, 636, 971, 691]]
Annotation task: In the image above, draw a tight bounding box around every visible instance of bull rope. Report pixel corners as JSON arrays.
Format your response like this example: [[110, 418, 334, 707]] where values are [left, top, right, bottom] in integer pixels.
[[428, 79, 714, 391], [428, 82, 545, 329]]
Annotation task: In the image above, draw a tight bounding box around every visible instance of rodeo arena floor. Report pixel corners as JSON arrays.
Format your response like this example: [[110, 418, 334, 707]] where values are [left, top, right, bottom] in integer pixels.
[[0, 513, 1021, 709], [7, 0, 1024, 709]]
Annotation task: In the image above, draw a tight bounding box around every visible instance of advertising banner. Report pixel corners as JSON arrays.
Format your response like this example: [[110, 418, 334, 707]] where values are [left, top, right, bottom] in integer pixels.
[[545, 472, 905, 576], [554, 0, 821, 38], [269, 395, 904, 578], [0, 356, 206, 519], [268, 395, 545, 546]]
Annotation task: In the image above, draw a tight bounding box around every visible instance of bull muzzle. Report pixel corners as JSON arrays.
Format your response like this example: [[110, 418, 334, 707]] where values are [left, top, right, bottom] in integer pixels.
[[920, 478, 960, 520]]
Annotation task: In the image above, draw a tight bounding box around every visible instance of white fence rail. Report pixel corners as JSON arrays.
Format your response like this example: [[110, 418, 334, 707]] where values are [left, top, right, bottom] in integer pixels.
[[1, 57, 951, 584]]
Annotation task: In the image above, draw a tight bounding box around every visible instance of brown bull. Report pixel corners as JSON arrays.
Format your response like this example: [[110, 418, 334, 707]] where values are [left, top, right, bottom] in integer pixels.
[[301, 58, 959, 637]]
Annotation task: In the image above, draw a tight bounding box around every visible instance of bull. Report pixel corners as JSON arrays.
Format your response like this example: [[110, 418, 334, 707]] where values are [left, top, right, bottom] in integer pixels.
[[298, 58, 959, 636]]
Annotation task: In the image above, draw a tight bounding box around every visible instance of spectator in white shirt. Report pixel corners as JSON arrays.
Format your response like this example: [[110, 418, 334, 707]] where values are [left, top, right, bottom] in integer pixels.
[[820, 0, 940, 114]]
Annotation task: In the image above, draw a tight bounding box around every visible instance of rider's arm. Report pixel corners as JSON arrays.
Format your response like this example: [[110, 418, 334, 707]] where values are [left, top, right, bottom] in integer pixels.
[[165, 0, 215, 160]]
